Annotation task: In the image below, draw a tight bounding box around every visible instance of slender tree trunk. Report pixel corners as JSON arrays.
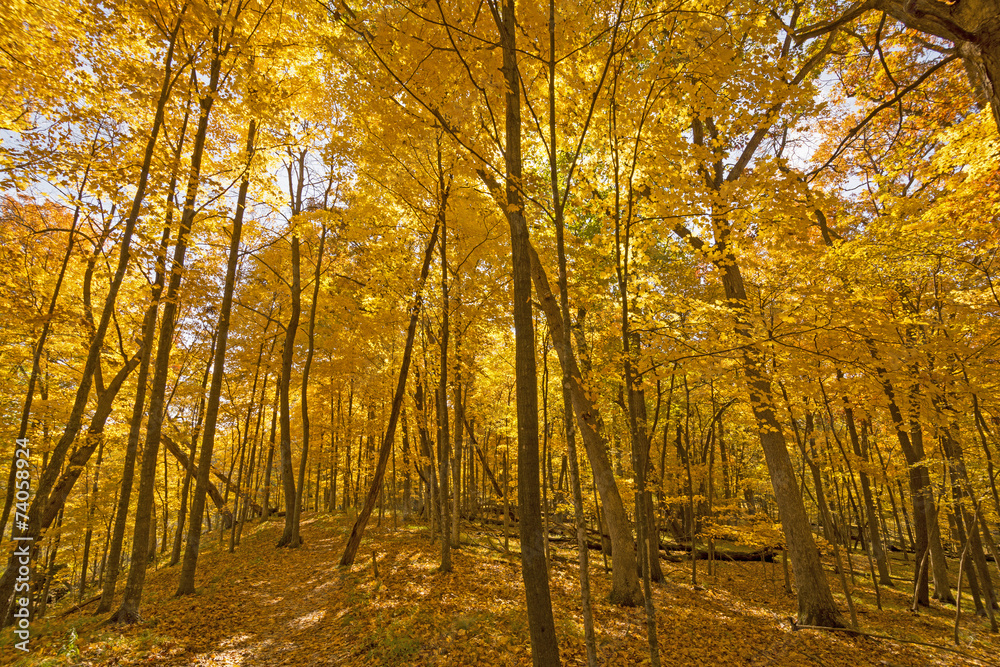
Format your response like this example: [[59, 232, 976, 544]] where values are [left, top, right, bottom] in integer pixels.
[[524, 243, 641, 606], [276, 232, 302, 547], [229, 425, 249, 553], [842, 397, 893, 586], [97, 220, 177, 612], [717, 257, 843, 628], [1, 150, 95, 538], [36, 509, 65, 619], [241, 344, 274, 535], [869, 349, 946, 605], [0, 6, 189, 624], [110, 43, 223, 622], [291, 225, 328, 547], [909, 401, 953, 603], [170, 329, 219, 566], [452, 335, 465, 548], [177, 117, 258, 591], [78, 439, 105, 601], [262, 383, 280, 520], [495, 1, 560, 661], [436, 165, 453, 572], [339, 222, 441, 566]]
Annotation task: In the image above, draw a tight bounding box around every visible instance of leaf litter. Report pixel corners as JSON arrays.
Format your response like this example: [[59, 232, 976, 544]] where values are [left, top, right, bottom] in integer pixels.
[[5, 512, 1000, 666]]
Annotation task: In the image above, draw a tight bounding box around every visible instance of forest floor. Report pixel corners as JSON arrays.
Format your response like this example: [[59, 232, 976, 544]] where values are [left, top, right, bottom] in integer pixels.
[[3, 511, 1000, 666]]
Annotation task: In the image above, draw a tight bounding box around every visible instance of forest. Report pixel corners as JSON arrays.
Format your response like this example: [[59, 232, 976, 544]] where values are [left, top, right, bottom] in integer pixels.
[[1, 0, 1000, 665]]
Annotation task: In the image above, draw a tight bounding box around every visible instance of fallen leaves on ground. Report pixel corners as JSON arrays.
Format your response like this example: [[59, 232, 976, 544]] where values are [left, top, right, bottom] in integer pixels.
[[4, 513, 999, 666]]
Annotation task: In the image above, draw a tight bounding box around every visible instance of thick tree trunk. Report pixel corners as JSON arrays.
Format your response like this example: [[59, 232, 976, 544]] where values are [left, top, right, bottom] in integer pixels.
[[876, 0, 1000, 131], [718, 260, 843, 628]]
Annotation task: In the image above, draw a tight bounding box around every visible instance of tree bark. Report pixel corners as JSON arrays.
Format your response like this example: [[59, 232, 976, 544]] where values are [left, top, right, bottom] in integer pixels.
[[877, 0, 1000, 131], [339, 221, 440, 566], [718, 259, 843, 628], [842, 399, 893, 586], [176, 117, 258, 591], [161, 435, 237, 523], [109, 34, 222, 622], [276, 232, 302, 548], [436, 163, 453, 573], [495, 0, 561, 662], [0, 152, 93, 539], [0, 5, 188, 625], [523, 242, 641, 606], [169, 328, 218, 567], [77, 438, 105, 602], [98, 218, 177, 612], [291, 224, 328, 547]]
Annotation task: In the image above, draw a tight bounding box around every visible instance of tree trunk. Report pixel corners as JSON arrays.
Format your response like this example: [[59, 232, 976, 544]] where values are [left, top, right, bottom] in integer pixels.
[[718, 258, 843, 628], [276, 232, 302, 548], [175, 117, 258, 592], [875, 0, 1000, 131], [0, 6, 188, 626], [524, 243, 641, 606], [436, 170, 453, 573], [77, 438, 105, 602], [169, 329, 218, 567], [842, 399, 893, 586], [0, 153, 93, 539], [262, 384, 280, 520], [910, 414, 953, 603], [339, 222, 440, 566], [452, 346, 465, 549], [109, 46, 222, 623], [291, 224, 328, 547], [495, 1, 560, 662]]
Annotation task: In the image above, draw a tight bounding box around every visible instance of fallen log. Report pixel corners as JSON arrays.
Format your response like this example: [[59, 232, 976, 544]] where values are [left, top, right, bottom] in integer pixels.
[[59, 593, 101, 617], [210, 466, 264, 516], [161, 434, 235, 527], [662, 544, 777, 562]]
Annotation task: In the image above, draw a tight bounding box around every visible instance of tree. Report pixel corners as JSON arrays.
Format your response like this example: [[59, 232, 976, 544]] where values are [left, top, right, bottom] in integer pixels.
[[801, 1, 1000, 131]]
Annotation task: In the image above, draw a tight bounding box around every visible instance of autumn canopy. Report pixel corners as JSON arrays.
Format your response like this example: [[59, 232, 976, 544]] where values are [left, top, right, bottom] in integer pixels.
[[1, 0, 1000, 665]]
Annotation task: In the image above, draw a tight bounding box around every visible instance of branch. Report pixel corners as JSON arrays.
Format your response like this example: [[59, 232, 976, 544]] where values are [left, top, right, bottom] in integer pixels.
[[807, 53, 958, 179], [795, 1, 878, 44]]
